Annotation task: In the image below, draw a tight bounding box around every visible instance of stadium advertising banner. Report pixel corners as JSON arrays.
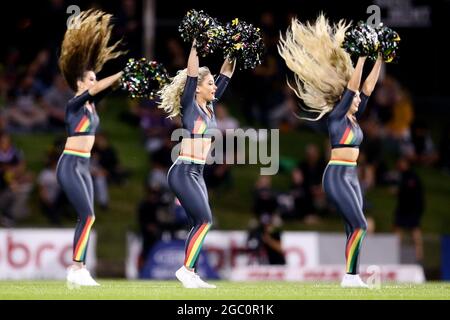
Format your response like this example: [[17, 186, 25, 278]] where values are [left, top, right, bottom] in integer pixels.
[[127, 231, 320, 279], [0, 229, 96, 280], [128, 231, 425, 283]]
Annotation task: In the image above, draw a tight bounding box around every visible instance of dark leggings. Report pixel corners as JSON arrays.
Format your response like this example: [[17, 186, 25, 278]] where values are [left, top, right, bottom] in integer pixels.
[[323, 163, 367, 274], [167, 159, 212, 271], [56, 153, 95, 263]]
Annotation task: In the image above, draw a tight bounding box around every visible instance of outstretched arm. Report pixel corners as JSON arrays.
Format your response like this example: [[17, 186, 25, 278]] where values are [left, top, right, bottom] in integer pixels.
[[356, 54, 383, 118], [89, 71, 123, 97], [361, 54, 383, 96], [214, 58, 236, 101], [68, 71, 123, 110], [347, 56, 366, 92], [187, 40, 199, 77], [330, 57, 367, 119], [219, 58, 236, 78], [181, 41, 200, 106]]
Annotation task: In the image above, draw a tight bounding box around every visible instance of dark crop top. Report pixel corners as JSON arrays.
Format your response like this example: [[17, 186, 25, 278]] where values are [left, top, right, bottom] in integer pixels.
[[327, 88, 369, 149], [180, 74, 230, 137], [65, 88, 110, 137]]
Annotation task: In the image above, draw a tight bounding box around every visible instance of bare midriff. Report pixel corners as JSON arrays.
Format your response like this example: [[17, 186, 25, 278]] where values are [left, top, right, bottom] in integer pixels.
[[179, 137, 212, 163], [330, 147, 360, 163], [64, 136, 96, 154]]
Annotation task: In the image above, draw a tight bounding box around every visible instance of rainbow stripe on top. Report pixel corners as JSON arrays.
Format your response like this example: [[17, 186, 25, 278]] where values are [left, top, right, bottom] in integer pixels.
[[339, 127, 356, 145], [193, 116, 207, 134], [74, 115, 91, 133], [63, 149, 91, 158], [184, 223, 211, 269], [328, 159, 357, 166]]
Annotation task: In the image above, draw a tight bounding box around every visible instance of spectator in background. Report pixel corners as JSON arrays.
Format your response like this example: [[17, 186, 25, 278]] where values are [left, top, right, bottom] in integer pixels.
[[404, 120, 439, 166], [287, 168, 313, 221], [137, 185, 184, 270], [357, 152, 376, 233], [204, 103, 237, 190], [372, 75, 397, 126], [140, 103, 174, 153], [215, 103, 239, 133], [393, 157, 425, 263], [269, 84, 300, 130], [204, 163, 232, 190], [298, 144, 326, 219], [41, 74, 73, 130], [91, 132, 129, 210], [386, 86, 414, 141], [137, 186, 163, 270], [147, 135, 174, 204], [6, 74, 47, 132], [150, 135, 174, 170], [247, 12, 283, 127], [247, 213, 286, 265], [38, 150, 67, 225], [253, 175, 278, 218], [360, 119, 388, 185], [0, 133, 33, 226]]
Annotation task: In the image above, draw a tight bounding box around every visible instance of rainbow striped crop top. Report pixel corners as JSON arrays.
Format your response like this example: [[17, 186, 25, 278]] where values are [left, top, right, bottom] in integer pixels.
[[327, 88, 369, 149], [180, 74, 230, 137], [65, 90, 104, 137]]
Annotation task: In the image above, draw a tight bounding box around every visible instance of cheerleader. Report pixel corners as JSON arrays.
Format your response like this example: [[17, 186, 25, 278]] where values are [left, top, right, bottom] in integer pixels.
[[158, 40, 236, 288], [279, 14, 383, 287], [57, 9, 125, 286]]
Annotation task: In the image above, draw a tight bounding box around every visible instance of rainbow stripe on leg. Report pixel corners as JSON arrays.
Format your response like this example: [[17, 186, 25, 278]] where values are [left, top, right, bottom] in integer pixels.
[[73, 216, 95, 262], [345, 228, 366, 274], [184, 223, 211, 269]]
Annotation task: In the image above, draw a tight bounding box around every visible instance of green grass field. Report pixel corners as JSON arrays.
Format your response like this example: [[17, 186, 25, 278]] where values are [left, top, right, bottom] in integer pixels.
[[0, 281, 449, 300]]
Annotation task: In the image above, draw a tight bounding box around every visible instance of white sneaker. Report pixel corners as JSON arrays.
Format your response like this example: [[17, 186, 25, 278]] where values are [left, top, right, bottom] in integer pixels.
[[67, 267, 100, 286], [340, 274, 369, 288], [66, 266, 77, 284], [175, 266, 200, 288], [194, 274, 216, 289]]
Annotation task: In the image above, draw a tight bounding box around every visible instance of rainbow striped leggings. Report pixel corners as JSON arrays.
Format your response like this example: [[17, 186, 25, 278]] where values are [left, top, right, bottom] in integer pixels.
[[323, 161, 368, 274], [57, 151, 95, 263], [168, 159, 212, 271]]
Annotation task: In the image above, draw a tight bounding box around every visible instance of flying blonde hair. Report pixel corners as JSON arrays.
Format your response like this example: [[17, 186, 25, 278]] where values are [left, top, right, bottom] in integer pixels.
[[278, 14, 354, 120], [158, 67, 211, 118], [59, 9, 125, 91]]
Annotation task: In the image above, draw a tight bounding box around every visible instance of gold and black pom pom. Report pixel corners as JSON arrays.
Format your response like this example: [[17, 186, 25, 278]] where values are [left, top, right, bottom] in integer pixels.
[[342, 21, 380, 60], [222, 18, 265, 70], [376, 24, 401, 63], [120, 58, 169, 99], [178, 9, 225, 57]]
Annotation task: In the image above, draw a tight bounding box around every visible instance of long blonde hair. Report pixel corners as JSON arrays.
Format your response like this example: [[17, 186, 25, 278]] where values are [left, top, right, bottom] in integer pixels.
[[158, 67, 211, 118], [59, 9, 125, 91], [278, 14, 354, 120]]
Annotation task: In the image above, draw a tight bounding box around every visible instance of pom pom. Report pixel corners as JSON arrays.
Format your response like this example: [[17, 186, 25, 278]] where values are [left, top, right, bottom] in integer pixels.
[[178, 9, 225, 57], [222, 18, 265, 70], [376, 24, 401, 63], [120, 58, 169, 100], [342, 21, 379, 60]]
